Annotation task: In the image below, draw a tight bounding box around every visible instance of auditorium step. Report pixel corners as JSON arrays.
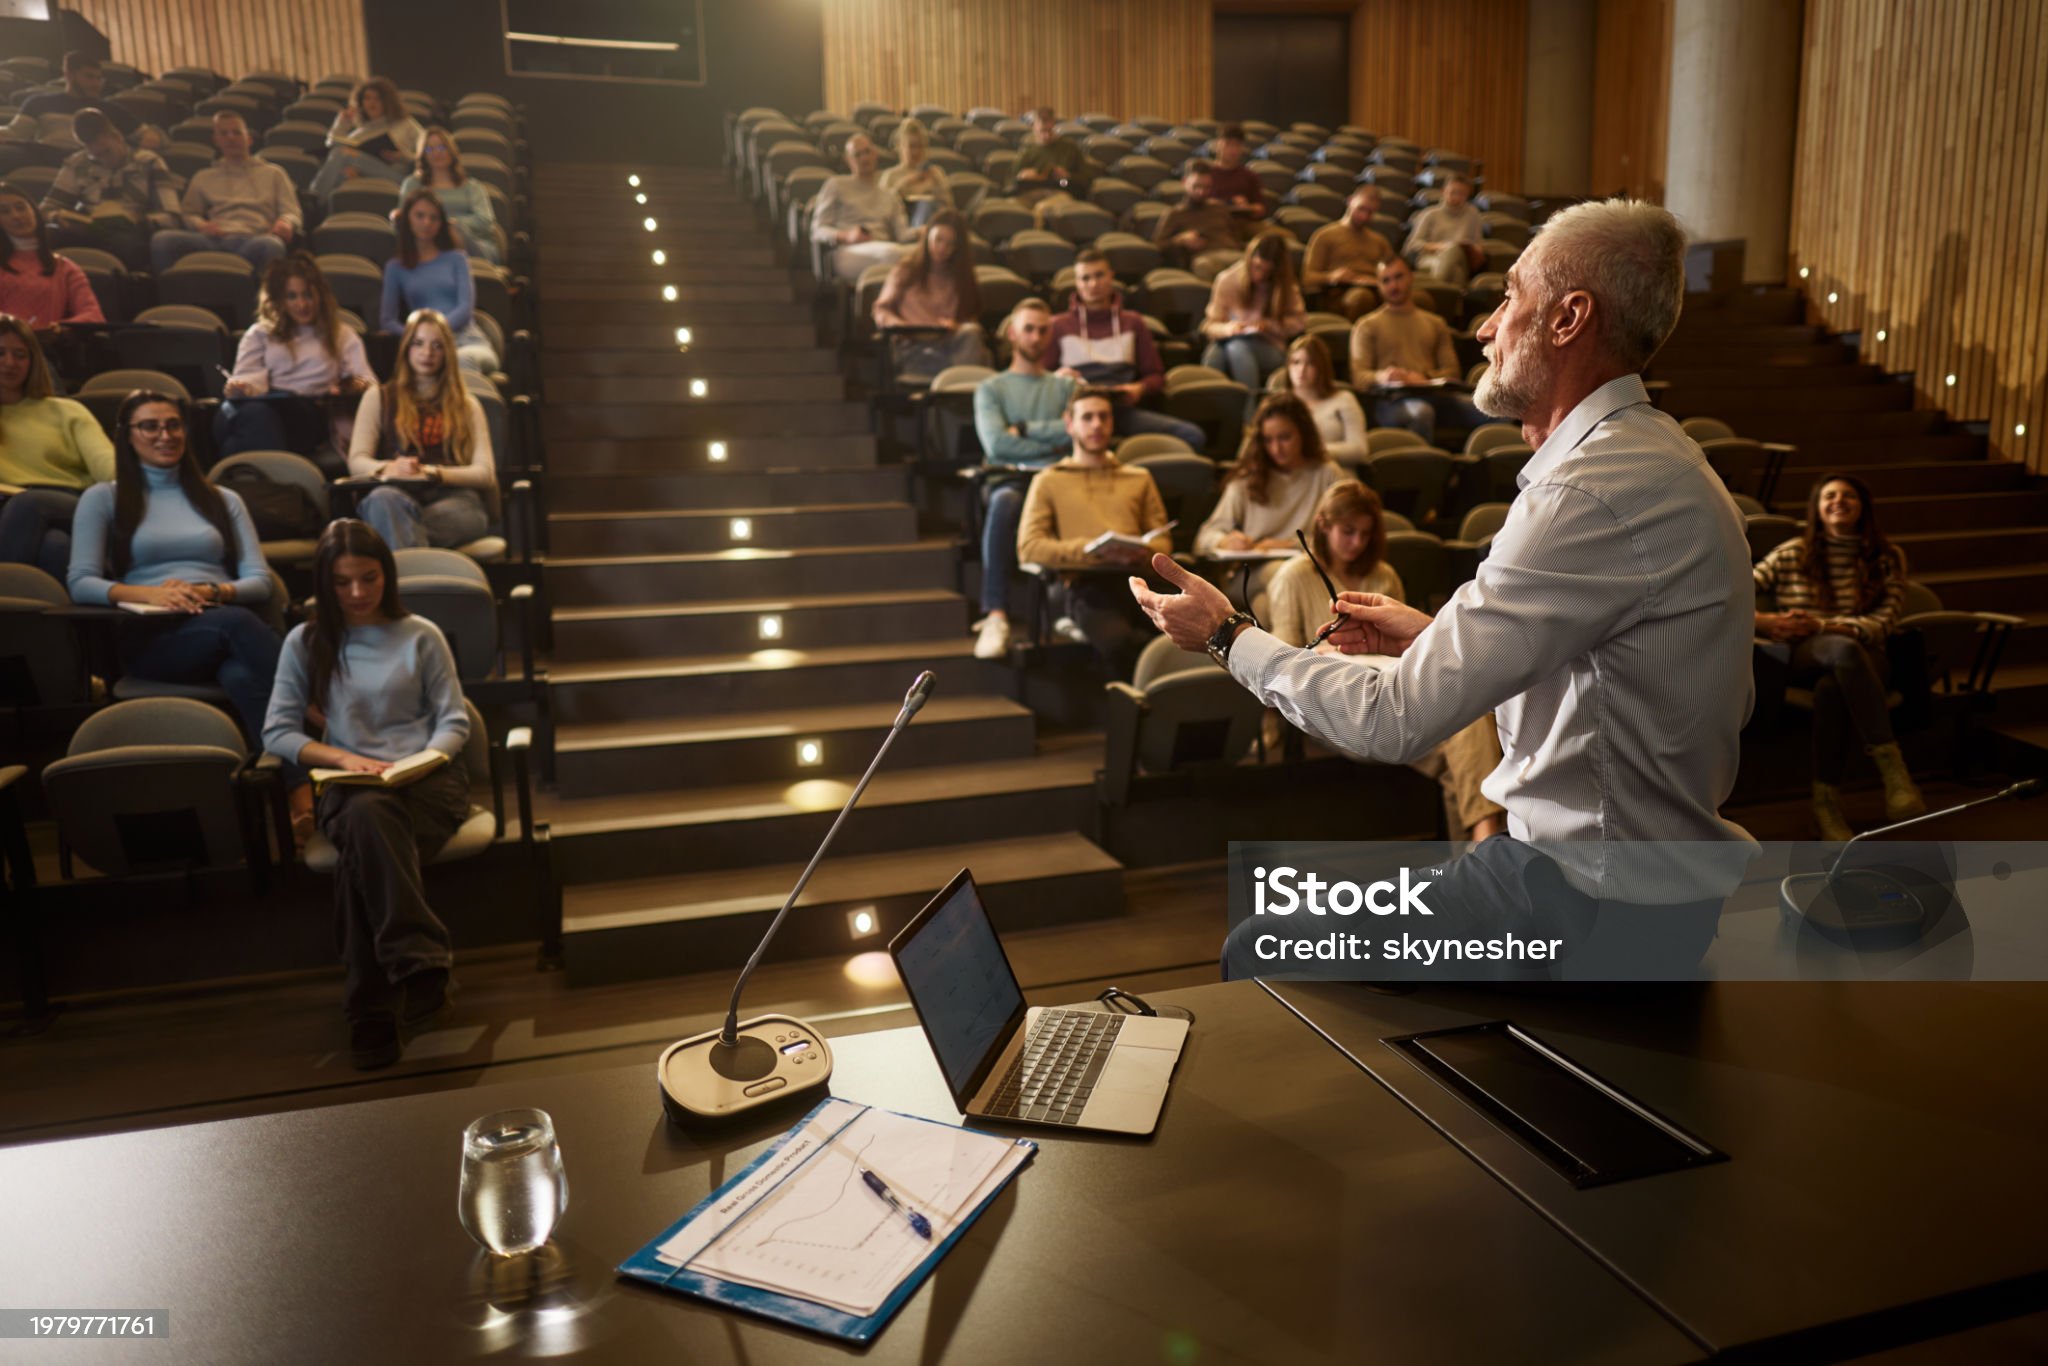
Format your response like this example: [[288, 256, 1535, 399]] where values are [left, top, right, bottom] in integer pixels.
[[553, 695, 1038, 796], [1914, 565, 2048, 615], [1664, 384, 1916, 417], [548, 638, 1011, 723], [1892, 528, 2048, 574], [1775, 460, 2028, 500], [560, 832, 1123, 985], [543, 401, 872, 440], [544, 435, 881, 474], [1876, 491, 2048, 534], [550, 588, 967, 660], [538, 740, 1105, 883], [542, 323, 817, 351], [546, 466, 907, 512], [540, 349, 840, 378], [545, 374, 846, 405], [546, 540, 960, 606], [547, 502, 917, 556]]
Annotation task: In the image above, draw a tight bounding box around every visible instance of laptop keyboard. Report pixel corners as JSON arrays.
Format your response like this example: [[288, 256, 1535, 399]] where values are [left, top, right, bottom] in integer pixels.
[[985, 1010, 1125, 1125]]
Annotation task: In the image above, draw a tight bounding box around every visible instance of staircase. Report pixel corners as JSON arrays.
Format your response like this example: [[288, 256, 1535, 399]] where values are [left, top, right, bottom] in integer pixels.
[[528, 165, 1120, 984]]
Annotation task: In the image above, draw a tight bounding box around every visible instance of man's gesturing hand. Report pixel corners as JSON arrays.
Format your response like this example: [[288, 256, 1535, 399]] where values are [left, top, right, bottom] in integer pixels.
[[1129, 554, 1235, 652], [1323, 592, 1432, 656]]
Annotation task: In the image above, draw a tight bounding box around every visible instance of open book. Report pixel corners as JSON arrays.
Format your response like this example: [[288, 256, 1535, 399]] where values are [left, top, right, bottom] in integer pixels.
[[1083, 521, 1176, 557], [309, 749, 450, 790], [118, 600, 217, 615]]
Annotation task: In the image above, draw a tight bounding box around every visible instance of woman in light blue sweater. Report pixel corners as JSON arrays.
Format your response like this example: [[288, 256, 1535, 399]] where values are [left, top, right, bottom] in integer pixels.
[[397, 127, 501, 264], [263, 518, 471, 1070], [379, 189, 499, 373], [68, 389, 283, 747]]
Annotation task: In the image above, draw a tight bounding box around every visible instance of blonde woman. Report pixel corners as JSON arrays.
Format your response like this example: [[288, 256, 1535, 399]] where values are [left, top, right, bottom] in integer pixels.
[[346, 309, 496, 551], [1200, 234, 1306, 407], [0, 312, 114, 572], [1280, 333, 1367, 463], [879, 118, 951, 226]]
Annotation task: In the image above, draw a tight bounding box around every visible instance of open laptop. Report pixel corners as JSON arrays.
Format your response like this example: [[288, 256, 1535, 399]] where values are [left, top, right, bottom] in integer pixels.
[[889, 869, 1189, 1136]]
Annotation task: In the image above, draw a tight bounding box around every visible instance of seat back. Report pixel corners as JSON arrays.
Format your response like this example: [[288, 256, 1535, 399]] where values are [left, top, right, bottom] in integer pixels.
[[0, 564, 83, 707], [79, 368, 193, 401], [1127, 452, 1219, 550], [42, 697, 251, 876], [1681, 416, 1738, 444], [1366, 426, 1427, 455], [395, 548, 498, 680], [312, 213, 400, 268], [1457, 502, 1512, 542], [1744, 513, 1799, 564], [1382, 530, 1451, 612], [1462, 422, 1521, 456], [1364, 449, 1456, 523], [1117, 641, 1267, 779]]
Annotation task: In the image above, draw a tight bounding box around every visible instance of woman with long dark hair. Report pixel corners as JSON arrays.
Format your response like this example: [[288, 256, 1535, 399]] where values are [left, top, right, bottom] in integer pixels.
[[66, 390, 283, 743], [263, 518, 471, 1070], [309, 76, 426, 202], [1194, 392, 1343, 610], [872, 208, 988, 381], [1753, 473, 1924, 838], [216, 253, 376, 463], [1200, 233, 1306, 404], [380, 187, 497, 372], [346, 308, 496, 552], [0, 184, 104, 331], [398, 126, 501, 264], [0, 313, 113, 573]]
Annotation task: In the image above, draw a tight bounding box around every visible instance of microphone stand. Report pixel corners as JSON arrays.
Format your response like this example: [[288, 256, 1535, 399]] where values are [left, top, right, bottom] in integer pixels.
[[658, 671, 936, 1125]]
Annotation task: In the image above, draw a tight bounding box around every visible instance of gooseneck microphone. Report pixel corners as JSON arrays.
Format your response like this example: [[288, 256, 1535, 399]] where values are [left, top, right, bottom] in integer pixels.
[[1779, 778, 2041, 945], [658, 671, 936, 1125]]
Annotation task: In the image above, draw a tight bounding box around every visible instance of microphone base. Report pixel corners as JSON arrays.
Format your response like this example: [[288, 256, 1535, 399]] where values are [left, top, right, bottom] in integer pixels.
[[657, 1014, 834, 1127]]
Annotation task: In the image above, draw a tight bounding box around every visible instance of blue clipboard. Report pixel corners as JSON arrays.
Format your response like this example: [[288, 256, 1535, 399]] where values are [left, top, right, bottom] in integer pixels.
[[618, 1098, 1036, 1344]]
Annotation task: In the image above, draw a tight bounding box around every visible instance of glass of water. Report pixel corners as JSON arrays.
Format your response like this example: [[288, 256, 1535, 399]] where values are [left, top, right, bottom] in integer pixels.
[[459, 1108, 569, 1256]]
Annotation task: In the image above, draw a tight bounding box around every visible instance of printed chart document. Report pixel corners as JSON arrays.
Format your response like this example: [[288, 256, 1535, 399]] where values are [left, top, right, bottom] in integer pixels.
[[652, 1099, 1030, 1319]]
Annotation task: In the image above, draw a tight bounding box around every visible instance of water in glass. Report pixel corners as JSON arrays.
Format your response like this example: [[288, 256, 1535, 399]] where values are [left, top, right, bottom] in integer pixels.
[[459, 1108, 568, 1256]]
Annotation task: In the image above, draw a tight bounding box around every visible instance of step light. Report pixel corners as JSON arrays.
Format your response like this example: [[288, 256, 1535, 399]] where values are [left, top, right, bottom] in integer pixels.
[[675, 326, 692, 346], [1798, 266, 1810, 279], [729, 517, 752, 540], [628, 174, 641, 187], [690, 379, 708, 397], [1945, 373, 1957, 387], [796, 739, 823, 767], [662, 284, 678, 302], [1875, 328, 1887, 342], [847, 907, 878, 939], [2017, 424, 2027, 437], [1826, 291, 1838, 304], [635, 192, 647, 205], [707, 440, 727, 461], [643, 216, 657, 232], [652, 249, 666, 265], [758, 614, 784, 640]]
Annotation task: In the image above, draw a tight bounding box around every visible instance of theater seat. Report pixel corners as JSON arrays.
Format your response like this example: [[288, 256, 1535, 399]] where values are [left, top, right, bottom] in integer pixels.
[[1102, 636, 1268, 806]]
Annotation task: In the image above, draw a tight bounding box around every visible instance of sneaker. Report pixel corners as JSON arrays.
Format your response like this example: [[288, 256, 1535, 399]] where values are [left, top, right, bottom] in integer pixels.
[[398, 966, 452, 1030], [1052, 616, 1089, 646], [349, 1016, 402, 1071], [973, 615, 1011, 659]]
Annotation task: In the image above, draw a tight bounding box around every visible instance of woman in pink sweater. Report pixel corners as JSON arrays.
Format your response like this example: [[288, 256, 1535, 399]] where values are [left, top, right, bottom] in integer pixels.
[[0, 185, 104, 333]]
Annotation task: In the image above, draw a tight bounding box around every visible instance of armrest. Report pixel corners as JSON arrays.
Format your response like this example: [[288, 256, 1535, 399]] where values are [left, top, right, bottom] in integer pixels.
[[1101, 682, 1147, 807], [508, 582, 537, 682], [46, 605, 127, 620], [507, 479, 535, 564], [505, 726, 535, 851], [877, 325, 955, 338], [0, 764, 24, 794]]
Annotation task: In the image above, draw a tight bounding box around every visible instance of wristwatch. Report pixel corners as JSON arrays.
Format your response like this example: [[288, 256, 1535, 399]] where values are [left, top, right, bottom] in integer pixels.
[[1206, 611, 1258, 668]]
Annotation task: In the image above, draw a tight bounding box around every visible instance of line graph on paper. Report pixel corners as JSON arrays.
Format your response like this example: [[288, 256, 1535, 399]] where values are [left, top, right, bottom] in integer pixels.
[[688, 1106, 1019, 1316]]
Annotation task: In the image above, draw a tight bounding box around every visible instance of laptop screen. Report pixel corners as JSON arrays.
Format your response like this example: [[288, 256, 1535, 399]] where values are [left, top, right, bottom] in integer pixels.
[[892, 873, 1025, 1100]]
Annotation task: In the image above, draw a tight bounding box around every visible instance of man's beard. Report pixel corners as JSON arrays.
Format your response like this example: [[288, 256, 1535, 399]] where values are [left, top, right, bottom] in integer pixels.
[[1474, 324, 1548, 420]]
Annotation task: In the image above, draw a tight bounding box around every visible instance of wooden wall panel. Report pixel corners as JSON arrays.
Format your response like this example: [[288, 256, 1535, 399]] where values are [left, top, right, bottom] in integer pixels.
[[822, 0, 1213, 124], [1347, 0, 1528, 191], [65, 0, 368, 85], [1589, 0, 1669, 201], [1789, 0, 2048, 474]]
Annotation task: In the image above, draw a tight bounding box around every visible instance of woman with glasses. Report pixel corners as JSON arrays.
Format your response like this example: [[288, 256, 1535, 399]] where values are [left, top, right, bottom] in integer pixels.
[[263, 518, 471, 1070], [0, 313, 114, 575], [66, 390, 289, 749], [346, 309, 496, 553]]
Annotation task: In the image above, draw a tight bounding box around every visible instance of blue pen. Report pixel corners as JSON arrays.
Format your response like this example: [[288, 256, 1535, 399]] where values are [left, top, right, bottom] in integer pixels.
[[859, 1165, 932, 1240]]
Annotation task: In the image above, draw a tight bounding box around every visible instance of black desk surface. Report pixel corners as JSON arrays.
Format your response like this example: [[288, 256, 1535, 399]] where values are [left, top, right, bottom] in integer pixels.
[[0, 982, 1702, 1365], [1269, 978, 2048, 1360]]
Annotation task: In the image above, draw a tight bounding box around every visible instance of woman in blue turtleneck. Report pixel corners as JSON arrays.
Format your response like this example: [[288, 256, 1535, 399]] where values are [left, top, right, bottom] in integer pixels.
[[67, 389, 283, 743]]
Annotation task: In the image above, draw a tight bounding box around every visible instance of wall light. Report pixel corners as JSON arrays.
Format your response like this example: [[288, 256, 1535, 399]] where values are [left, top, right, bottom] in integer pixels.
[[1826, 291, 1839, 304], [1945, 374, 1957, 387], [1798, 266, 1810, 279], [758, 614, 784, 640], [643, 216, 657, 232], [652, 249, 666, 265], [729, 517, 752, 540], [675, 326, 692, 345], [796, 739, 823, 767], [847, 907, 879, 939], [690, 379, 708, 397], [1875, 328, 1887, 342], [628, 174, 641, 187], [635, 192, 647, 205], [2017, 424, 2028, 437], [707, 440, 727, 461], [662, 284, 678, 302]]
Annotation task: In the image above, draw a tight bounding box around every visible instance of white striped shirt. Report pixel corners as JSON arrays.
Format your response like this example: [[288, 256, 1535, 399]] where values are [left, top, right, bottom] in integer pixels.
[[1226, 374, 1760, 901]]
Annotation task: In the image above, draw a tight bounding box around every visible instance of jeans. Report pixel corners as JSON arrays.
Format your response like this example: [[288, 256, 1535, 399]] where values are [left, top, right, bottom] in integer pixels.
[[1052, 574, 1155, 681], [117, 604, 282, 745], [1113, 402, 1206, 449], [451, 322, 499, 375], [310, 146, 410, 201], [149, 229, 288, 277], [1201, 335, 1285, 415], [828, 239, 906, 284], [1788, 632, 1894, 782], [320, 763, 470, 1020], [980, 480, 1027, 615], [358, 485, 491, 552], [1371, 391, 1491, 447], [215, 392, 332, 462], [0, 486, 82, 579], [1222, 834, 1725, 983]]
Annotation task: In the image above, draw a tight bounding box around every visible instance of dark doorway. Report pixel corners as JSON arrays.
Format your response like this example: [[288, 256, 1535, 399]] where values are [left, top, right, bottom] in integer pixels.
[[1212, 12, 1350, 132]]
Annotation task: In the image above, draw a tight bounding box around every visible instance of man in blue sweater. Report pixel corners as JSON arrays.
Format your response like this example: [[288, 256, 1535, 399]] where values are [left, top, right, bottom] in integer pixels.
[[969, 299, 1073, 659]]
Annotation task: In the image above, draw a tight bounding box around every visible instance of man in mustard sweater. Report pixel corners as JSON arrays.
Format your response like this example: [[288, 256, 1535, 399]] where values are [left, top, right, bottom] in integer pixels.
[[1348, 255, 1488, 445], [1016, 387, 1172, 678]]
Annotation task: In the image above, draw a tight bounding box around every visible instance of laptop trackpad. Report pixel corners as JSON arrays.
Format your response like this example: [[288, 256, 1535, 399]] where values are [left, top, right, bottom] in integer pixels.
[[1084, 1045, 1176, 1135]]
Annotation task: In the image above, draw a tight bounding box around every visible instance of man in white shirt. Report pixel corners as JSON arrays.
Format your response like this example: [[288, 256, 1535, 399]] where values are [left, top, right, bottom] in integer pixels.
[[149, 112, 302, 276], [1132, 199, 1758, 976], [808, 133, 909, 284]]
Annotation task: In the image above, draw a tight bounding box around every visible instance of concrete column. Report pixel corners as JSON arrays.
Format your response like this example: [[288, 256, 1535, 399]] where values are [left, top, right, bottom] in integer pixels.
[[1663, 0, 1803, 281], [1523, 0, 1596, 196]]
